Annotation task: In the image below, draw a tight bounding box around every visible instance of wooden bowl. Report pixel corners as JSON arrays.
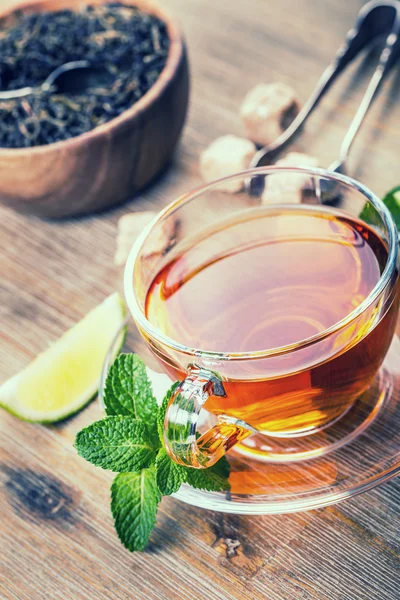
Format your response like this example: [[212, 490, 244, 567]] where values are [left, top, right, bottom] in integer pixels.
[[0, 0, 190, 218]]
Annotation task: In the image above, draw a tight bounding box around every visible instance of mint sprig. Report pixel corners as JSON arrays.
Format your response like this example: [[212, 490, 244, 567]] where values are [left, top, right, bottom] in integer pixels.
[[186, 455, 231, 492], [75, 353, 230, 552], [381, 186, 400, 230], [155, 448, 187, 495], [75, 416, 157, 472], [360, 185, 400, 231], [104, 354, 158, 423], [111, 469, 161, 552]]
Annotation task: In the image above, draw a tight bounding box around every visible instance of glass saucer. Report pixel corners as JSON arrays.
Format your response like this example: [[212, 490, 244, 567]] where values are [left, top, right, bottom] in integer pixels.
[[172, 334, 400, 514]]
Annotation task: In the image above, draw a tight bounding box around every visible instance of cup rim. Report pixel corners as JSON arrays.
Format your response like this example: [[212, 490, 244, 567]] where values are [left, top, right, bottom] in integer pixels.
[[124, 166, 399, 361]]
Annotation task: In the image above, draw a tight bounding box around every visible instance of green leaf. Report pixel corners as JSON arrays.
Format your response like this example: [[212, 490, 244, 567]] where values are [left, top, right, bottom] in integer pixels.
[[186, 455, 231, 492], [157, 382, 180, 445], [75, 416, 156, 472], [155, 448, 186, 495], [382, 186, 400, 230], [111, 468, 161, 552], [104, 354, 158, 428], [360, 186, 400, 231], [207, 453, 231, 479]]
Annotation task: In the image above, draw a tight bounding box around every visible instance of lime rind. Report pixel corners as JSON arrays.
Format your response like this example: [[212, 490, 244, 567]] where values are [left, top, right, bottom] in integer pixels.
[[0, 293, 126, 423]]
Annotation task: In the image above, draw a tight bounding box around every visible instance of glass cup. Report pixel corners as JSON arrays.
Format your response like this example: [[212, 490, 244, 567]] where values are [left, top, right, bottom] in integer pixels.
[[124, 168, 399, 469]]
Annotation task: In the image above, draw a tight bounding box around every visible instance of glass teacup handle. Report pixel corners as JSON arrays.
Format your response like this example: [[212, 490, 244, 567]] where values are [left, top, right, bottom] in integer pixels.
[[164, 367, 257, 468]]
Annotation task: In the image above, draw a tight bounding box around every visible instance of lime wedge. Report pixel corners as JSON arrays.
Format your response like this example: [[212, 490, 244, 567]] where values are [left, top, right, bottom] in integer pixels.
[[0, 293, 126, 423]]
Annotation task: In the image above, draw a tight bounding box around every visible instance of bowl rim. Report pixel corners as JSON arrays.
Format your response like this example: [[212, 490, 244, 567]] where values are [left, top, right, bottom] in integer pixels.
[[0, 0, 185, 154]]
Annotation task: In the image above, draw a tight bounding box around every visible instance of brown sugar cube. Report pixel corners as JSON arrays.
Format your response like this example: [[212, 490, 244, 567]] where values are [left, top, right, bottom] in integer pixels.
[[115, 211, 156, 266], [199, 135, 256, 192], [115, 211, 178, 266], [240, 82, 300, 146], [261, 152, 319, 205]]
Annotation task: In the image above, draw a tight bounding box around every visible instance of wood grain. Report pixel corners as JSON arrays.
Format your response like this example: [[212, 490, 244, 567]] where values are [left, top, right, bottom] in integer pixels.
[[0, 0, 189, 218], [1, 0, 400, 599]]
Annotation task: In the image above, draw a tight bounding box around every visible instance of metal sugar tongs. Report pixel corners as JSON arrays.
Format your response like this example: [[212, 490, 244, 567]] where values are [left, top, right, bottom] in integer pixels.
[[249, 0, 400, 198]]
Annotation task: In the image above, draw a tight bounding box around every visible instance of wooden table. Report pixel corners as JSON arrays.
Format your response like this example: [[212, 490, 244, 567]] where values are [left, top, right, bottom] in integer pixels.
[[1, 0, 399, 598]]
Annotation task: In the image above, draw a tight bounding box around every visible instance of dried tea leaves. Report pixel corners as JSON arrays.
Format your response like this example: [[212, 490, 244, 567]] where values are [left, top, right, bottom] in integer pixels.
[[0, 3, 170, 147]]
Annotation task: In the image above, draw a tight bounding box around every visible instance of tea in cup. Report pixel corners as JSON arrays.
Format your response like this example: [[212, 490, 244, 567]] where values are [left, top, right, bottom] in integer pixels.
[[124, 168, 399, 468]]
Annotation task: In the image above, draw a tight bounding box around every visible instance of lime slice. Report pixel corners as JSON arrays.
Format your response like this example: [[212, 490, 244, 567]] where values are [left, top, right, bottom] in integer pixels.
[[0, 293, 126, 423]]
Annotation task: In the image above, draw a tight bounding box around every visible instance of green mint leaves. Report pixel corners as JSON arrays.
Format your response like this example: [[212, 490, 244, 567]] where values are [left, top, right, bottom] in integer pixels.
[[360, 186, 400, 231], [75, 353, 230, 552], [186, 455, 231, 492], [381, 186, 400, 230], [75, 416, 156, 473], [111, 469, 161, 552], [103, 354, 158, 425], [155, 448, 187, 495]]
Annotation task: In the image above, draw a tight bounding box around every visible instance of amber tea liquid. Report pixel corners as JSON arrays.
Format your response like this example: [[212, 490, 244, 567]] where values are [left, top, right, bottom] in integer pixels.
[[145, 206, 398, 437]]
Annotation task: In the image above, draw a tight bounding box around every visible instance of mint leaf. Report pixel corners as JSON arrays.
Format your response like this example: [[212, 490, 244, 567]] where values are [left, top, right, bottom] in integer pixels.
[[186, 455, 231, 492], [360, 186, 400, 231], [382, 186, 400, 230], [155, 448, 187, 495], [104, 354, 158, 428], [111, 468, 161, 552], [75, 416, 156, 472], [157, 382, 180, 444], [206, 453, 230, 479]]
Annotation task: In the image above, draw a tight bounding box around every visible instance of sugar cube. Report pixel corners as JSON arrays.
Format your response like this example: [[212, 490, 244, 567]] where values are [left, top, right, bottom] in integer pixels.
[[262, 152, 319, 205], [240, 82, 300, 146], [199, 135, 256, 192]]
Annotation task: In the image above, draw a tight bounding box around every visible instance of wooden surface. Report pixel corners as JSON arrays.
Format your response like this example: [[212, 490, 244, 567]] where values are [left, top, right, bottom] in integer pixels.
[[0, 0, 189, 218], [1, 0, 400, 598]]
